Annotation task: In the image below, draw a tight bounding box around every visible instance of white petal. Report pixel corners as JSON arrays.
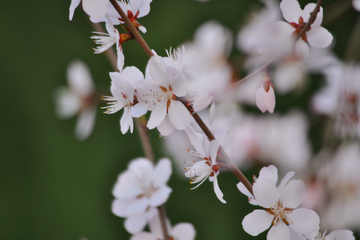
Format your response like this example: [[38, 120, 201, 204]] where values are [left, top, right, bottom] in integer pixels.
[[209, 140, 220, 166], [117, 47, 125, 72], [131, 104, 147, 118], [267, 222, 290, 240], [131, 232, 156, 240], [278, 171, 295, 192], [294, 39, 310, 60], [120, 107, 133, 134], [213, 175, 226, 203], [152, 158, 172, 188], [124, 197, 149, 216], [256, 85, 268, 113], [69, 0, 81, 21], [289, 208, 320, 234], [307, 27, 333, 48], [326, 230, 355, 240], [281, 180, 305, 208], [302, 4, 323, 27], [169, 75, 189, 97], [236, 182, 257, 205], [67, 60, 94, 96], [123, 66, 145, 89], [168, 100, 192, 130], [192, 93, 213, 113], [74, 107, 96, 141], [112, 199, 132, 217], [280, 0, 302, 23], [149, 186, 172, 207], [209, 100, 216, 125], [147, 101, 167, 129], [265, 85, 276, 113], [82, 0, 108, 19], [242, 210, 273, 236], [148, 55, 169, 87], [258, 165, 278, 184], [157, 115, 176, 136], [172, 223, 196, 240], [253, 178, 280, 208], [353, 0, 360, 11], [125, 214, 148, 234]]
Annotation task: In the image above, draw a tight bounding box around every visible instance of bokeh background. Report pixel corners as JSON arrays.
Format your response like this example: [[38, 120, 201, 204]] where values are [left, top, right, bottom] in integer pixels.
[[1, 0, 359, 239]]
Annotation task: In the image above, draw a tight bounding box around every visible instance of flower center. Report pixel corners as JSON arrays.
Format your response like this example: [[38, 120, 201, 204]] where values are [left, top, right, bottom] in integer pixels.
[[265, 199, 293, 226], [289, 16, 311, 42]]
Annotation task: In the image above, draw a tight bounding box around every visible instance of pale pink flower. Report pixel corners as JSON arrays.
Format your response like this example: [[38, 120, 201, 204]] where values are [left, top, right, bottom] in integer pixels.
[[112, 158, 172, 234], [137, 53, 192, 136], [291, 229, 355, 240], [279, 0, 333, 49], [184, 138, 226, 203], [240, 165, 320, 240], [131, 213, 196, 240], [54, 60, 97, 141], [256, 76, 276, 113], [102, 67, 147, 134]]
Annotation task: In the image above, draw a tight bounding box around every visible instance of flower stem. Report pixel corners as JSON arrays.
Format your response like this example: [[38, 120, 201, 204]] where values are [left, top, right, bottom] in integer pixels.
[[109, 0, 154, 58], [294, 0, 323, 42]]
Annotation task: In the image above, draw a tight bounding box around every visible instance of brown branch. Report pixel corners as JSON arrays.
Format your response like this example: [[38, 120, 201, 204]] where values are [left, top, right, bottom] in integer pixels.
[[109, 0, 154, 58], [294, 0, 324, 41]]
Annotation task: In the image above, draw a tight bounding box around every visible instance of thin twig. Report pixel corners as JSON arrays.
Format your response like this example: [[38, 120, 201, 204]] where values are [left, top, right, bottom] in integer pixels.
[[109, 0, 154, 58], [294, 0, 323, 42]]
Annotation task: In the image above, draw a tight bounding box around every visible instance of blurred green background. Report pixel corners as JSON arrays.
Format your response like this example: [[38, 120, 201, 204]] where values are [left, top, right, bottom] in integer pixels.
[[0, 0, 358, 239]]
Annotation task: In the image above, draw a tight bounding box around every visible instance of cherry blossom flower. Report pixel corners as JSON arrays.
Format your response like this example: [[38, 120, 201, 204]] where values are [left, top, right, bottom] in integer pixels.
[[131, 213, 196, 240], [54, 60, 97, 141], [353, 0, 360, 11], [112, 158, 172, 234], [240, 165, 320, 240], [136, 53, 192, 136], [184, 137, 226, 203], [256, 75, 276, 113], [102, 67, 147, 134], [279, 0, 333, 49], [69, 0, 108, 20], [290, 229, 355, 240], [91, 19, 130, 71], [117, 0, 153, 33]]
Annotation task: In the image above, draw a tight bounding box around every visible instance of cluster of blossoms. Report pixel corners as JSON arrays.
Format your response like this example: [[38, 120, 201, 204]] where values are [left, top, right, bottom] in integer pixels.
[[56, 0, 360, 239]]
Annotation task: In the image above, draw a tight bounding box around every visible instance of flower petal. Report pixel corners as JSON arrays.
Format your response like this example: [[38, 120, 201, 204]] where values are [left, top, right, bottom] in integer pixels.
[[152, 158, 172, 188], [168, 100, 192, 130], [69, 0, 81, 20], [122, 66, 145, 89], [326, 230, 355, 240], [307, 27, 333, 49], [172, 223, 196, 240], [236, 182, 257, 205], [280, 0, 302, 23], [289, 208, 320, 234], [149, 186, 172, 207], [267, 222, 290, 240], [281, 180, 305, 208], [258, 165, 278, 184], [302, 4, 323, 27], [74, 107, 96, 141], [125, 213, 148, 234], [213, 174, 226, 203], [131, 232, 157, 240], [120, 107, 133, 134], [242, 210, 273, 236], [82, 0, 108, 19], [147, 101, 167, 129], [253, 178, 280, 208], [157, 115, 176, 136]]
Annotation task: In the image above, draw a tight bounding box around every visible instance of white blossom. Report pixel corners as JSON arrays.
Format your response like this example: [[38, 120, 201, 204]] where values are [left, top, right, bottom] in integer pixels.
[[112, 158, 172, 234]]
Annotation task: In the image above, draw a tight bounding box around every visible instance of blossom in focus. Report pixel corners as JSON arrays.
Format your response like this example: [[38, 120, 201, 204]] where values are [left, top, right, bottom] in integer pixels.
[[256, 75, 276, 113], [54, 60, 97, 141], [279, 0, 333, 49], [69, 0, 109, 21], [137, 53, 192, 136], [131, 213, 196, 240], [240, 165, 320, 240], [184, 137, 226, 203], [117, 0, 153, 33], [112, 158, 172, 234], [102, 67, 147, 134]]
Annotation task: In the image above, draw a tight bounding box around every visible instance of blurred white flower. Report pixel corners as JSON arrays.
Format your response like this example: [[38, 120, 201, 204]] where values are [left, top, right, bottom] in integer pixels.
[[241, 165, 320, 240], [131, 213, 196, 240], [353, 0, 360, 11], [112, 158, 172, 234], [102, 67, 147, 134], [54, 60, 97, 141]]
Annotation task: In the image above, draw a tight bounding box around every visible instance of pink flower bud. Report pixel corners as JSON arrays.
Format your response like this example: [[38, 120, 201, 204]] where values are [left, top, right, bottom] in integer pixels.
[[256, 78, 275, 113]]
